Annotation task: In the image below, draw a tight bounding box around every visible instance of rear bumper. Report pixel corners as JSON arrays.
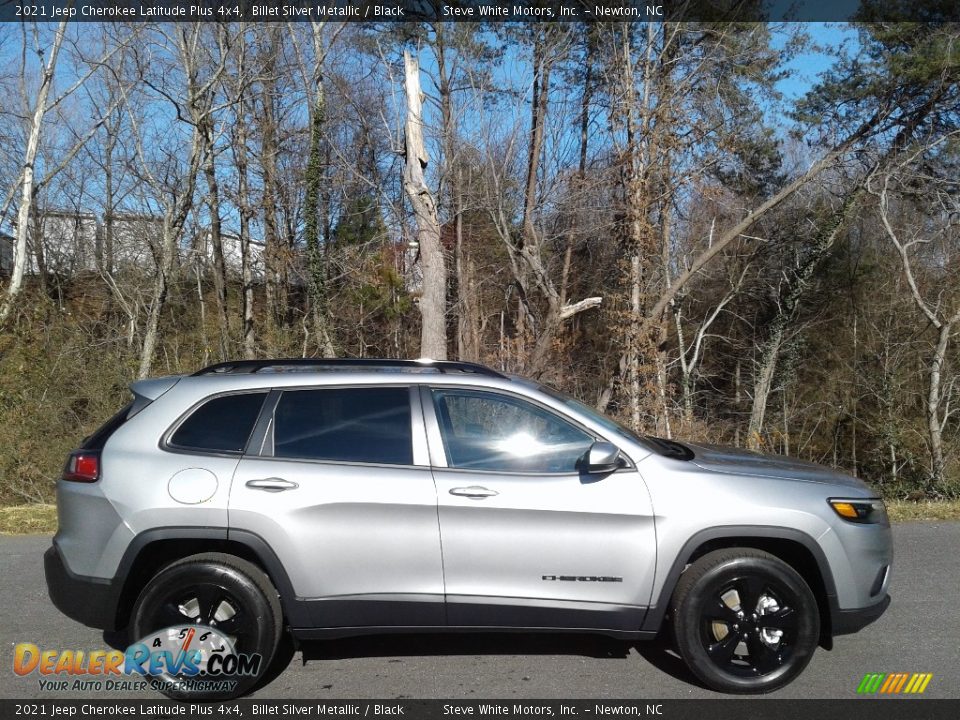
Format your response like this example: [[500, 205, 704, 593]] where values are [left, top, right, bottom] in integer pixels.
[[831, 593, 891, 636], [44, 543, 121, 631]]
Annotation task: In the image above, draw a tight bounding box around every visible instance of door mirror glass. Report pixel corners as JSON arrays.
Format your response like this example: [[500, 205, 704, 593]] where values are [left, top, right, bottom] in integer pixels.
[[583, 441, 622, 474]]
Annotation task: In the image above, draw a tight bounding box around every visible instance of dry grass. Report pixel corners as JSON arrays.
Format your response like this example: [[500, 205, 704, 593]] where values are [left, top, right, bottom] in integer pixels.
[[886, 499, 960, 522], [0, 504, 57, 535], [0, 500, 958, 537]]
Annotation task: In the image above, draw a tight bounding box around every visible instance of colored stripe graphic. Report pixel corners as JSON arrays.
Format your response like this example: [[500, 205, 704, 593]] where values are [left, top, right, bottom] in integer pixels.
[[857, 673, 885, 693], [858, 673, 932, 694], [892, 673, 909, 693]]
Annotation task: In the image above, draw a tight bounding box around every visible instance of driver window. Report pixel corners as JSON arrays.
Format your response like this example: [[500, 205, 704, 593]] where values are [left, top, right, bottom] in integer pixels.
[[431, 389, 594, 473]]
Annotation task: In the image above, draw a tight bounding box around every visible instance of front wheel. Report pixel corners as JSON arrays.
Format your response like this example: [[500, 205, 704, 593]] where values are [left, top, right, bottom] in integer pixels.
[[670, 548, 819, 694], [130, 553, 282, 700]]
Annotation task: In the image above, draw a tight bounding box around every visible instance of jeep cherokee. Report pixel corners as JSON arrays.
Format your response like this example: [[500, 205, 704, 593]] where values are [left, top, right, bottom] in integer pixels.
[[44, 358, 892, 698]]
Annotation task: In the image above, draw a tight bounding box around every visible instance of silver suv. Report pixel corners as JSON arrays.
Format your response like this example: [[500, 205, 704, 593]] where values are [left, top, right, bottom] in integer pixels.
[[44, 359, 892, 698]]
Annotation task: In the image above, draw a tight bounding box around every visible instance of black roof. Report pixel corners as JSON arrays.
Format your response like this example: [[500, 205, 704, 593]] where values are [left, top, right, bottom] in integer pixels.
[[191, 358, 508, 379]]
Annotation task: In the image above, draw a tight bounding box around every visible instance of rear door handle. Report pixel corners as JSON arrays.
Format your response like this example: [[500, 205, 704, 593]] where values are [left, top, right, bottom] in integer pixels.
[[449, 486, 499, 499], [246, 477, 299, 492]]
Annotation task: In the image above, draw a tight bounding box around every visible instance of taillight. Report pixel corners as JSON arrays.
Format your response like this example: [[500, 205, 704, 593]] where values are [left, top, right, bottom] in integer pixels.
[[63, 451, 100, 483]]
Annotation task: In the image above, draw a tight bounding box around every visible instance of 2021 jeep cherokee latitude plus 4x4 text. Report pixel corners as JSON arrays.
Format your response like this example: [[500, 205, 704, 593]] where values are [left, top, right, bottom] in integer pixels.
[[45, 358, 892, 698]]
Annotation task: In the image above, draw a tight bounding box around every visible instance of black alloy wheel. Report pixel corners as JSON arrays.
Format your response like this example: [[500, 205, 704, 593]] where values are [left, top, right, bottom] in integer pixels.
[[131, 553, 282, 700], [670, 548, 820, 693]]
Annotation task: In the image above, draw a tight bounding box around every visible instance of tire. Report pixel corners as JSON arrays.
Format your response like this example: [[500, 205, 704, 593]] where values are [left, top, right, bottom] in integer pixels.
[[130, 552, 282, 700], [669, 548, 819, 694]]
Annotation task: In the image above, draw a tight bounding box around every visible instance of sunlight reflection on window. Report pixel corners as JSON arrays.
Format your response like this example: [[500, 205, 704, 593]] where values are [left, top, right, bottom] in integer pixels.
[[492, 431, 545, 457]]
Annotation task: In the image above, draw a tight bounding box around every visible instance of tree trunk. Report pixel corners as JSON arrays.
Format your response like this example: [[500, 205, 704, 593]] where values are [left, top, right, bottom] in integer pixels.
[[231, 36, 256, 360], [619, 23, 657, 428], [257, 31, 284, 341], [747, 326, 784, 449], [927, 322, 951, 489], [455, 207, 481, 362], [237, 138, 256, 360], [1, 20, 68, 323], [30, 205, 49, 297], [402, 50, 447, 360], [521, 31, 550, 279], [434, 31, 475, 364], [103, 131, 116, 275], [138, 223, 175, 378], [202, 126, 230, 361], [303, 41, 335, 358], [260, 95, 282, 340]]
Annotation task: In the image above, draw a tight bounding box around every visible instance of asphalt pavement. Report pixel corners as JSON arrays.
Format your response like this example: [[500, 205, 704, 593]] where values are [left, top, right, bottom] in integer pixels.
[[2, 523, 958, 700]]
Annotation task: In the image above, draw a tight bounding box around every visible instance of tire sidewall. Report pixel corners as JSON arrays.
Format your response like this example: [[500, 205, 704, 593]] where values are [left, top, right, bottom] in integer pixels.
[[131, 561, 279, 700], [675, 556, 819, 694]]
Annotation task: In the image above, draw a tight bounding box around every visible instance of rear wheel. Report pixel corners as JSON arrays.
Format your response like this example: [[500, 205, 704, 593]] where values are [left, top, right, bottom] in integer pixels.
[[131, 553, 282, 700], [670, 548, 819, 694]]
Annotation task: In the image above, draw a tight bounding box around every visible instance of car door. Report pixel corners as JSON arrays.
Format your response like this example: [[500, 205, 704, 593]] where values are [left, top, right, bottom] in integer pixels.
[[424, 386, 656, 631], [229, 384, 444, 628]]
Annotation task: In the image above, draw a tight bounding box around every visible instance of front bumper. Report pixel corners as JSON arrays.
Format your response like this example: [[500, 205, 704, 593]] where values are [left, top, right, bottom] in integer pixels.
[[44, 543, 122, 631], [832, 592, 891, 636]]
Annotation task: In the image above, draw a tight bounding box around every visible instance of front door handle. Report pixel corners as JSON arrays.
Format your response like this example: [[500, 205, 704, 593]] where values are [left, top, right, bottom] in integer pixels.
[[246, 477, 299, 492], [449, 486, 499, 499]]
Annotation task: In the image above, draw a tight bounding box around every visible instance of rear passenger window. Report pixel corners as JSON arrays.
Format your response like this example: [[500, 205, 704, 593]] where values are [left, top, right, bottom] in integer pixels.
[[169, 392, 267, 453], [273, 387, 412, 465]]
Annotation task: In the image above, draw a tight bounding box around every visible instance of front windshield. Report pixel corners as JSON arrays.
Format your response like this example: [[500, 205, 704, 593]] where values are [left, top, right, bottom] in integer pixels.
[[537, 384, 694, 460]]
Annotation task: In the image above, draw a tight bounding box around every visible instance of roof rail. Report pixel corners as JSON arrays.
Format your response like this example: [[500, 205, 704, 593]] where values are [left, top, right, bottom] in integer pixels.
[[190, 358, 508, 379]]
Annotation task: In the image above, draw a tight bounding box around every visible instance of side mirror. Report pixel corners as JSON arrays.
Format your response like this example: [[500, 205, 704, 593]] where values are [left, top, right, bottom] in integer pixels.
[[583, 441, 622, 474]]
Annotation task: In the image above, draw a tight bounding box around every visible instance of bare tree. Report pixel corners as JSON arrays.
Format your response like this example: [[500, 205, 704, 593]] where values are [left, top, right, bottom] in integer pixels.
[[402, 49, 447, 360], [868, 134, 960, 491], [300, 20, 343, 358], [745, 190, 864, 448], [199, 27, 231, 362], [125, 25, 227, 377], [481, 28, 602, 377], [220, 23, 257, 360], [0, 21, 68, 323], [673, 252, 751, 424], [2, 20, 122, 321]]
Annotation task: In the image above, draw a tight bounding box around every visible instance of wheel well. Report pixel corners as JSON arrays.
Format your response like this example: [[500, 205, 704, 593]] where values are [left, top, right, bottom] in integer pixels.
[[115, 539, 280, 630], [685, 536, 833, 646]]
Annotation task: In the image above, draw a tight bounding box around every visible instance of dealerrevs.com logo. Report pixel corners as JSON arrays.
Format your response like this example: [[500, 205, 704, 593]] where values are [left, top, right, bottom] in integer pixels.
[[13, 625, 261, 694]]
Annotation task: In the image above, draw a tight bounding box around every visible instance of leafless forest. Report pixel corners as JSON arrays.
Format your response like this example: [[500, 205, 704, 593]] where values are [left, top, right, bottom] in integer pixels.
[[1, 19, 959, 503]]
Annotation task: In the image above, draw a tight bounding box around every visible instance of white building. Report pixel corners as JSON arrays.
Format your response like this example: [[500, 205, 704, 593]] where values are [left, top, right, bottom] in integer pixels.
[[29, 210, 99, 275], [109, 214, 165, 270], [190, 230, 266, 282], [9, 210, 165, 276], [6, 209, 280, 285]]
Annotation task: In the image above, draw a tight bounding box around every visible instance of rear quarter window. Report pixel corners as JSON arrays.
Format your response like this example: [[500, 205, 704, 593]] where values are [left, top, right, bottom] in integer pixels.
[[168, 392, 268, 454]]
